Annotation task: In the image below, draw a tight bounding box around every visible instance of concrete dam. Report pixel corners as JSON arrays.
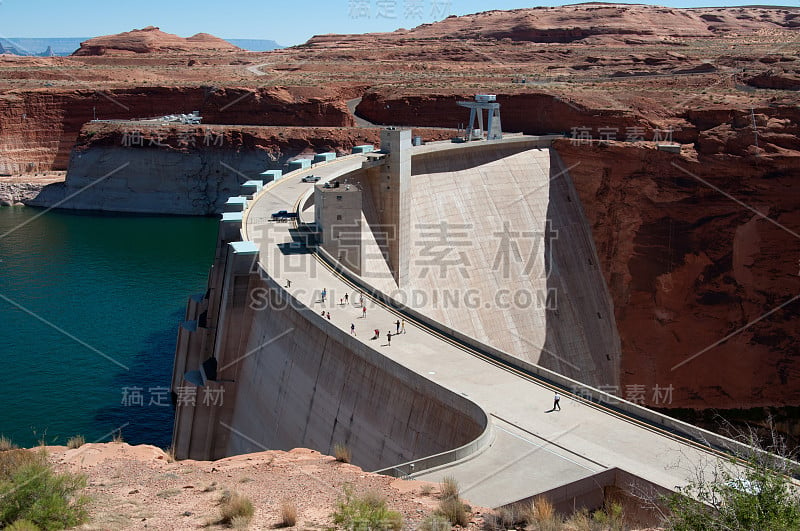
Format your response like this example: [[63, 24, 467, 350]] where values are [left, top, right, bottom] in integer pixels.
[[171, 130, 755, 510]]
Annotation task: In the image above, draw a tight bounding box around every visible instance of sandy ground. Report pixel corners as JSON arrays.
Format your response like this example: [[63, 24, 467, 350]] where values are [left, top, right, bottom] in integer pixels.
[[44, 443, 489, 530]]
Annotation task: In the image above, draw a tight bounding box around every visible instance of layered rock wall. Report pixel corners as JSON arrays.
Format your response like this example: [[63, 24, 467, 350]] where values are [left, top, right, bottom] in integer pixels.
[[0, 87, 354, 173], [556, 139, 800, 409]]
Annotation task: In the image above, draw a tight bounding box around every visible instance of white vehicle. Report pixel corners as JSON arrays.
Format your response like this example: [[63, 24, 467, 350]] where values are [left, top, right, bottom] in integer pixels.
[[301, 175, 320, 183]]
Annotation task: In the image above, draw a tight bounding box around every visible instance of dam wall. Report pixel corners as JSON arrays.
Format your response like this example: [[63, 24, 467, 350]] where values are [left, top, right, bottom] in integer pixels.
[[348, 138, 621, 388], [171, 210, 488, 469]]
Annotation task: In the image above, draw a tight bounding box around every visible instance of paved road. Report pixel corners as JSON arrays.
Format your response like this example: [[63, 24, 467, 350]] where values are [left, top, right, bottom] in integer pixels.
[[242, 150, 731, 508]]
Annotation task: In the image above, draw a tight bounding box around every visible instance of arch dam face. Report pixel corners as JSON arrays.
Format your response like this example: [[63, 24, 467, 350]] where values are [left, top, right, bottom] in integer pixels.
[[171, 134, 750, 511]]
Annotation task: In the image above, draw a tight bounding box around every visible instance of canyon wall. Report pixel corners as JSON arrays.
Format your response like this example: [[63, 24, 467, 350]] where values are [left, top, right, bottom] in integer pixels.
[[0, 87, 355, 173], [356, 91, 799, 149], [555, 139, 800, 409]]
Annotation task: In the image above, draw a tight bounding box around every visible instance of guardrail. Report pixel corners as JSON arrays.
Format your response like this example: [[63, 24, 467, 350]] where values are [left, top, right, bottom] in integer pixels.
[[373, 417, 495, 478], [245, 137, 797, 481]]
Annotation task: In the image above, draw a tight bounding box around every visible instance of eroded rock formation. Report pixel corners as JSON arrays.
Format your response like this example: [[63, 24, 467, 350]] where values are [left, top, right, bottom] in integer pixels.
[[555, 139, 800, 409]]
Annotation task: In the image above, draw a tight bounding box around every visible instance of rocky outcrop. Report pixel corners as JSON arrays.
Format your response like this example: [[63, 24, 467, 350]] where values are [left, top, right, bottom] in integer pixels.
[[0, 181, 45, 205], [0, 173, 64, 205], [72, 26, 240, 56], [555, 139, 800, 410], [308, 4, 799, 45]]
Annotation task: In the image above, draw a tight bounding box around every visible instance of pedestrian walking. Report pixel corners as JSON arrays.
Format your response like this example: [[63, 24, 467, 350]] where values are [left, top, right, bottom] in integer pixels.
[[344, 293, 349, 304], [286, 279, 291, 288], [362, 306, 367, 318], [395, 319, 400, 334], [401, 319, 405, 334], [326, 312, 331, 320], [321, 288, 327, 303], [350, 323, 356, 335], [387, 331, 391, 346], [372, 329, 379, 340], [553, 392, 561, 411], [340, 298, 343, 306]]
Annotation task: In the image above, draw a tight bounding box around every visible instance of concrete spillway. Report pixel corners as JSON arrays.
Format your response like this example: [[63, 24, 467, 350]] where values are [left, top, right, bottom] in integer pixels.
[[172, 135, 756, 512]]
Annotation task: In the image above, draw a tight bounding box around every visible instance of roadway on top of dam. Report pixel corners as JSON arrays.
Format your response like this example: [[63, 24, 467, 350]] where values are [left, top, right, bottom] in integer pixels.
[[241, 140, 732, 508]]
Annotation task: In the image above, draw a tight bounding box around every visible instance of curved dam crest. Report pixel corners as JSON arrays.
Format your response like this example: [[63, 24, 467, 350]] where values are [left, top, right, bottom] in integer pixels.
[[172, 133, 756, 510]]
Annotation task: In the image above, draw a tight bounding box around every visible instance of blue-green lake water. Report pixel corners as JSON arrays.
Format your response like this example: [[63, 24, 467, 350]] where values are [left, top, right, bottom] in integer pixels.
[[0, 207, 217, 449]]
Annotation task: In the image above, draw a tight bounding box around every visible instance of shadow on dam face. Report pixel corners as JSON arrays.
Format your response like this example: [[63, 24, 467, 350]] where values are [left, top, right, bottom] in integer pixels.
[[172, 261, 488, 469], [385, 142, 622, 389]]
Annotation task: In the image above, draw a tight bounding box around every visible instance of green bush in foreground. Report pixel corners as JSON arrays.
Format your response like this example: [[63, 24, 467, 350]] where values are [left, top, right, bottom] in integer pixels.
[[0, 449, 89, 530], [4, 519, 41, 531], [332, 485, 403, 530], [666, 443, 800, 531]]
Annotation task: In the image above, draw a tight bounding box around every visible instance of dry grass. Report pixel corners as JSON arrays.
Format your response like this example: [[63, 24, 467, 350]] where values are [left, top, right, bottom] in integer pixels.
[[419, 512, 451, 531], [218, 491, 254, 526], [0, 435, 17, 451], [0, 449, 37, 480], [112, 430, 124, 443], [66, 435, 85, 449], [278, 499, 297, 527], [439, 476, 459, 500], [333, 443, 351, 463], [419, 483, 435, 496], [437, 496, 469, 527], [521, 496, 556, 524], [435, 476, 470, 527], [164, 446, 176, 463]]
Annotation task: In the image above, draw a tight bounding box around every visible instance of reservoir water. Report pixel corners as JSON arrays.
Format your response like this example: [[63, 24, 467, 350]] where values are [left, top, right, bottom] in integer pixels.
[[0, 206, 217, 449]]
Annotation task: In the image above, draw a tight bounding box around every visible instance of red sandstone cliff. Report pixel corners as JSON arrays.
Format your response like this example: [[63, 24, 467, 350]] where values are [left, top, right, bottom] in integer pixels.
[[0, 87, 355, 173], [555, 139, 800, 410], [72, 26, 240, 56]]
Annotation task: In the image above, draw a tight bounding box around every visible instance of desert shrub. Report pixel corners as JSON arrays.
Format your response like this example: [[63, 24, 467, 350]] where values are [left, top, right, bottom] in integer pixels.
[[0, 450, 89, 530], [436, 496, 470, 527], [332, 485, 403, 530], [419, 483, 434, 496], [591, 501, 624, 530], [0, 436, 17, 451], [66, 435, 84, 449], [278, 499, 297, 527], [663, 424, 800, 531], [0, 450, 37, 480], [218, 491, 254, 526], [439, 476, 459, 500], [5, 520, 40, 530], [519, 497, 561, 530], [333, 443, 352, 464], [419, 512, 451, 531], [434, 476, 470, 527], [666, 457, 800, 531], [230, 514, 251, 530]]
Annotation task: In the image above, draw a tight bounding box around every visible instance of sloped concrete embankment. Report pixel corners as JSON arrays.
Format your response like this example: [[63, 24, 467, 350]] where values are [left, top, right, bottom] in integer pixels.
[[172, 217, 488, 470]]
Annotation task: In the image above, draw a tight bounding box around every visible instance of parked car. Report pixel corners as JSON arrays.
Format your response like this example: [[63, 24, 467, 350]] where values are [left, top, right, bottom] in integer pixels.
[[301, 175, 320, 183], [271, 210, 298, 221]]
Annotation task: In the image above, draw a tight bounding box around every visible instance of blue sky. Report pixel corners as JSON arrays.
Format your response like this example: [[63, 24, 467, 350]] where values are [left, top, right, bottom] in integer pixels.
[[0, 0, 795, 46]]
